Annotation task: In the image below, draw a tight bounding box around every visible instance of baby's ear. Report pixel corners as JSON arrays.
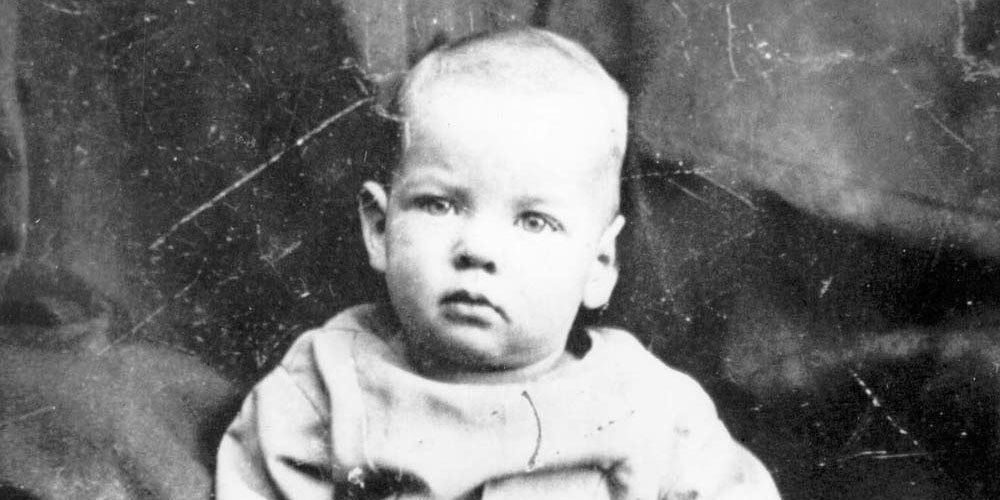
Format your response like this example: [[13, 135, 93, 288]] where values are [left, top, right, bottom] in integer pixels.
[[583, 214, 625, 309], [358, 181, 389, 273]]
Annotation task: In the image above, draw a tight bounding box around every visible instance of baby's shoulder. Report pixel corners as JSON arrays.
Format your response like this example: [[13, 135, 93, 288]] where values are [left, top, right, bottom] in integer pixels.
[[277, 303, 394, 378], [586, 326, 718, 416], [586, 325, 680, 377]]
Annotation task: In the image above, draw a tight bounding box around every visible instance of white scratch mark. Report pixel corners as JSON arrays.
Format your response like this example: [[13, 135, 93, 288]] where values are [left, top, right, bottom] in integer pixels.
[[671, 1, 688, 19], [0, 406, 57, 429], [819, 276, 834, 297], [917, 106, 976, 152], [101, 271, 202, 354], [694, 169, 758, 210], [725, 3, 743, 82], [40, 1, 84, 15], [667, 178, 712, 206], [848, 369, 923, 451], [148, 98, 372, 251]]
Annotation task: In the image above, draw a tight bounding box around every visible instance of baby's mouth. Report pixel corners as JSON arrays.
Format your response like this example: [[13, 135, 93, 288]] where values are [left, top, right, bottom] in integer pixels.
[[440, 290, 508, 322]]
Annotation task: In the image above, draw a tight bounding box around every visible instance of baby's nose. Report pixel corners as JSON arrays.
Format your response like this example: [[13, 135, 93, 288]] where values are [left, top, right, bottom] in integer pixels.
[[453, 252, 497, 273], [452, 219, 501, 274]]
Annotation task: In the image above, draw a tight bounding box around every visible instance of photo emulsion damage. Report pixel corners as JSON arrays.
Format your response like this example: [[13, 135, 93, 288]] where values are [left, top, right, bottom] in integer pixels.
[[1, 1, 1000, 499]]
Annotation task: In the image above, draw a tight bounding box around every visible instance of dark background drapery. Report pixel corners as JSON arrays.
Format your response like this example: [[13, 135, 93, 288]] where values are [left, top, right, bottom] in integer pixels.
[[2, 1, 999, 498]]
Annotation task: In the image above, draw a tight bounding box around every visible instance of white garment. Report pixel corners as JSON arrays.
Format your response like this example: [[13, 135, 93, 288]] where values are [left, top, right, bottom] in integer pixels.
[[217, 303, 781, 500]]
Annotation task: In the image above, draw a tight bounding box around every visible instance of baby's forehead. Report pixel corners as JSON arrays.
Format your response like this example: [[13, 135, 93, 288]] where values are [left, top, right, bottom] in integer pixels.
[[405, 36, 616, 108], [402, 85, 622, 177], [408, 78, 611, 140], [401, 37, 627, 156]]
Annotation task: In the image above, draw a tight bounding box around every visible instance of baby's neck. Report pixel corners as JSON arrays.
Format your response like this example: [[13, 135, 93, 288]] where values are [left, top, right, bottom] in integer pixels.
[[388, 336, 576, 385]]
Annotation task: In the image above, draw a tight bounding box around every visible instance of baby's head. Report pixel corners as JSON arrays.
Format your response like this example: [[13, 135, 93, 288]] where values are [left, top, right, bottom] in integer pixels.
[[359, 28, 628, 379]]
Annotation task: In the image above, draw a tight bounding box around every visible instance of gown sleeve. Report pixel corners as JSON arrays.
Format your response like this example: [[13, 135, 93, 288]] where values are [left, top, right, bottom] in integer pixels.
[[660, 373, 782, 500], [216, 366, 334, 500]]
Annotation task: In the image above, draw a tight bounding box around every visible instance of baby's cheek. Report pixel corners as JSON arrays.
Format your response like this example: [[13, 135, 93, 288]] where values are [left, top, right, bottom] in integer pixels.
[[530, 239, 589, 268], [520, 259, 578, 291], [389, 227, 448, 269]]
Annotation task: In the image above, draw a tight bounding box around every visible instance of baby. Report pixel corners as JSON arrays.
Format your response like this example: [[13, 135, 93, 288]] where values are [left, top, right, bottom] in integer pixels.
[[216, 27, 781, 500]]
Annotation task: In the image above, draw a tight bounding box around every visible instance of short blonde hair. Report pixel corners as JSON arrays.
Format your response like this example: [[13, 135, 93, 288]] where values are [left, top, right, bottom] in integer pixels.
[[391, 27, 628, 202]]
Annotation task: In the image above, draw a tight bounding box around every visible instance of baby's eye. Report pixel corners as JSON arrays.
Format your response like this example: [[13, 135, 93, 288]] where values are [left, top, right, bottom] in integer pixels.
[[415, 196, 457, 216], [516, 212, 562, 233]]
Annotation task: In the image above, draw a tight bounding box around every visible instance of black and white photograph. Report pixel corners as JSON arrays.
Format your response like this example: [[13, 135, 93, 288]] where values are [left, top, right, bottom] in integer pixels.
[[1, 1, 999, 499]]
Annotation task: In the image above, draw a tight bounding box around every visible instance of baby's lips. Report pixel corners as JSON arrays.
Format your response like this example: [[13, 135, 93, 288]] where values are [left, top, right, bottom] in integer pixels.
[[440, 290, 507, 320]]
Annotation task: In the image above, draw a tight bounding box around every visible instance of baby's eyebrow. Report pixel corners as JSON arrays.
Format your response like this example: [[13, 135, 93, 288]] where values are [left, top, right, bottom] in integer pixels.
[[518, 192, 580, 208], [395, 172, 462, 196], [395, 169, 449, 188], [515, 196, 555, 209]]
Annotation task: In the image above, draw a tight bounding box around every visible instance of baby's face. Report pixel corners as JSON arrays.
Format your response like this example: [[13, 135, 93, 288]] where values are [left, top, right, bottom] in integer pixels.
[[361, 79, 623, 376]]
